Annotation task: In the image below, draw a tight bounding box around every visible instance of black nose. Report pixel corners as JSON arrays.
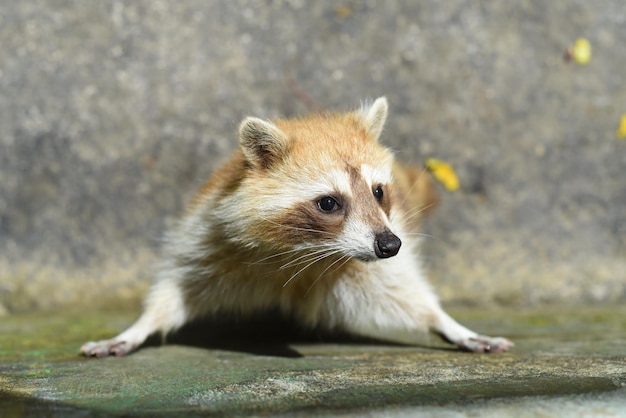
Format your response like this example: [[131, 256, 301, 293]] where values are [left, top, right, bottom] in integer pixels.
[[374, 231, 402, 259]]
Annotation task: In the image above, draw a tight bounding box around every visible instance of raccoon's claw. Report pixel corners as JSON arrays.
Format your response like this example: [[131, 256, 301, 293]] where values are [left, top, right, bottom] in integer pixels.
[[460, 335, 514, 353], [80, 340, 137, 358]]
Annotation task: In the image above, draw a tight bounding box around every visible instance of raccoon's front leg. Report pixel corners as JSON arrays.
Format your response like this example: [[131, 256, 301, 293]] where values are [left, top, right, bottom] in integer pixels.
[[81, 278, 189, 357], [428, 306, 513, 353], [80, 315, 159, 358], [330, 269, 513, 353]]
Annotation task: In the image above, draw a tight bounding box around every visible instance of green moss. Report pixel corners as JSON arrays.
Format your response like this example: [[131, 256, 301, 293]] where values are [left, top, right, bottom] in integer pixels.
[[0, 310, 137, 362], [1, 306, 625, 416]]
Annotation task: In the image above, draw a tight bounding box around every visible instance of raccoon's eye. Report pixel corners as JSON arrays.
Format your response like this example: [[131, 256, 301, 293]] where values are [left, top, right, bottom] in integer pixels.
[[373, 185, 384, 202], [317, 196, 340, 212]]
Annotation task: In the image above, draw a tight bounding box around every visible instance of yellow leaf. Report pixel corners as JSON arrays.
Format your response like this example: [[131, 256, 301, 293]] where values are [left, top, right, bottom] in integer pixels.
[[616, 114, 626, 140], [336, 5, 352, 19], [572, 38, 591, 65], [425, 158, 460, 192]]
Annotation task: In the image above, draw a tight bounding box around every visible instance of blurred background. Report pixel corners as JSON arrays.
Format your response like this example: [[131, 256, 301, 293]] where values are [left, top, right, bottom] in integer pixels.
[[1, 1, 624, 315]]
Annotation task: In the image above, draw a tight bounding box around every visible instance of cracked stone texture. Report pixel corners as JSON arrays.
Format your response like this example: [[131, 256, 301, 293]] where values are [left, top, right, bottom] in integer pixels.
[[1, 1, 625, 313]]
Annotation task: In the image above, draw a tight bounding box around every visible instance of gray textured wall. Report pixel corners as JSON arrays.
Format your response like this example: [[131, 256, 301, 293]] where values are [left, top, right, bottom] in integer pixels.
[[1, 1, 625, 314]]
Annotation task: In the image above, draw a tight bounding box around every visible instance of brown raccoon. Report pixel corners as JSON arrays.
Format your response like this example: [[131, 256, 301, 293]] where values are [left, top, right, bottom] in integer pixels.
[[81, 97, 512, 357]]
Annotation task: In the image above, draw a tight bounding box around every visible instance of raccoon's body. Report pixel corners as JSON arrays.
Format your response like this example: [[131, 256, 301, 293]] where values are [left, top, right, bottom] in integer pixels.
[[81, 97, 512, 357]]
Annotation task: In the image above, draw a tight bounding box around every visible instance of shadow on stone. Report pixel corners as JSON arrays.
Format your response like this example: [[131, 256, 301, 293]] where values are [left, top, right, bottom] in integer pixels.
[[139, 310, 450, 358], [0, 392, 108, 418]]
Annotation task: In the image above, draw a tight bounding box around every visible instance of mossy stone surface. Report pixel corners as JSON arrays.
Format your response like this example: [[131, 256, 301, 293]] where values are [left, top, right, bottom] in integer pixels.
[[2, 306, 625, 416]]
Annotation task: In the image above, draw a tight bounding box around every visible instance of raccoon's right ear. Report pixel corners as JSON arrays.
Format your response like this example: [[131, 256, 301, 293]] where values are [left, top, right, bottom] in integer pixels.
[[239, 117, 289, 169]]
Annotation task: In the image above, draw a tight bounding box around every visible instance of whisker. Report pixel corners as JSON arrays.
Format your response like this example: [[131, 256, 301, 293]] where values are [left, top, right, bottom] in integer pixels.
[[305, 254, 351, 296], [279, 246, 335, 270], [242, 235, 333, 265], [401, 231, 443, 243], [327, 255, 353, 281], [259, 217, 334, 237], [282, 249, 342, 288], [244, 247, 313, 266], [391, 165, 434, 224], [396, 165, 430, 211], [401, 202, 437, 223]]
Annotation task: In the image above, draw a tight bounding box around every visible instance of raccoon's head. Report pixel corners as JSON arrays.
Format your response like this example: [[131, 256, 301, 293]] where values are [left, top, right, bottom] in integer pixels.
[[234, 97, 402, 262]]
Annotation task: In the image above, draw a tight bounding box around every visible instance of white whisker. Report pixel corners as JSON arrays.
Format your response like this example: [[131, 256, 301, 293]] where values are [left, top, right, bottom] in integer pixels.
[[279, 246, 335, 270], [396, 165, 429, 211], [282, 248, 342, 288], [305, 254, 351, 296], [244, 247, 312, 266], [402, 231, 443, 243], [259, 217, 334, 237], [394, 202, 436, 224]]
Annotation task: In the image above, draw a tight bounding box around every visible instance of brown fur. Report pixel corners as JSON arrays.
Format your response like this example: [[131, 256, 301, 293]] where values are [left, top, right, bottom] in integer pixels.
[[393, 163, 439, 226], [80, 97, 513, 358]]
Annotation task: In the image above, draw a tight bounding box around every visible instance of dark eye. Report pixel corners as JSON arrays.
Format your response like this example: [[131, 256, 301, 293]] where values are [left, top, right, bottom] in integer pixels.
[[317, 196, 340, 212], [373, 185, 384, 201]]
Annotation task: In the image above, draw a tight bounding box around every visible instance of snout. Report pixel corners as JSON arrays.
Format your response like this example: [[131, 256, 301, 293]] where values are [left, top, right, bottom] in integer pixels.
[[374, 230, 402, 259]]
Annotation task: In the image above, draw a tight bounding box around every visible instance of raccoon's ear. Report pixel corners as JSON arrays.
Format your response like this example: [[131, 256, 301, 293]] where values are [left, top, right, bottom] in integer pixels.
[[359, 96, 388, 142], [239, 117, 289, 169]]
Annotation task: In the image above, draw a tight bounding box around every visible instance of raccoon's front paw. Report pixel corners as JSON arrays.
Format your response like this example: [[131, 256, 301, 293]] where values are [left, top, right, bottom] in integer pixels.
[[459, 335, 514, 353], [80, 340, 138, 358]]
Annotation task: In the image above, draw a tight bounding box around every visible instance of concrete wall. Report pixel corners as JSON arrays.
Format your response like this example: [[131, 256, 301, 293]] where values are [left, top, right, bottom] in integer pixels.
[[1, 1, 625, 313]]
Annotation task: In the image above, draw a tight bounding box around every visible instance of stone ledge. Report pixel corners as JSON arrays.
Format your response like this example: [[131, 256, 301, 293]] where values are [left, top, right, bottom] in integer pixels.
[[1, 306, 625, 416]]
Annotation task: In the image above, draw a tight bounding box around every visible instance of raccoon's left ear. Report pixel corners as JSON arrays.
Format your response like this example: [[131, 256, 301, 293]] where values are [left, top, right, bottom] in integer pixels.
[[239, 117, 289, 169], [359, 96, 388, 142]]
